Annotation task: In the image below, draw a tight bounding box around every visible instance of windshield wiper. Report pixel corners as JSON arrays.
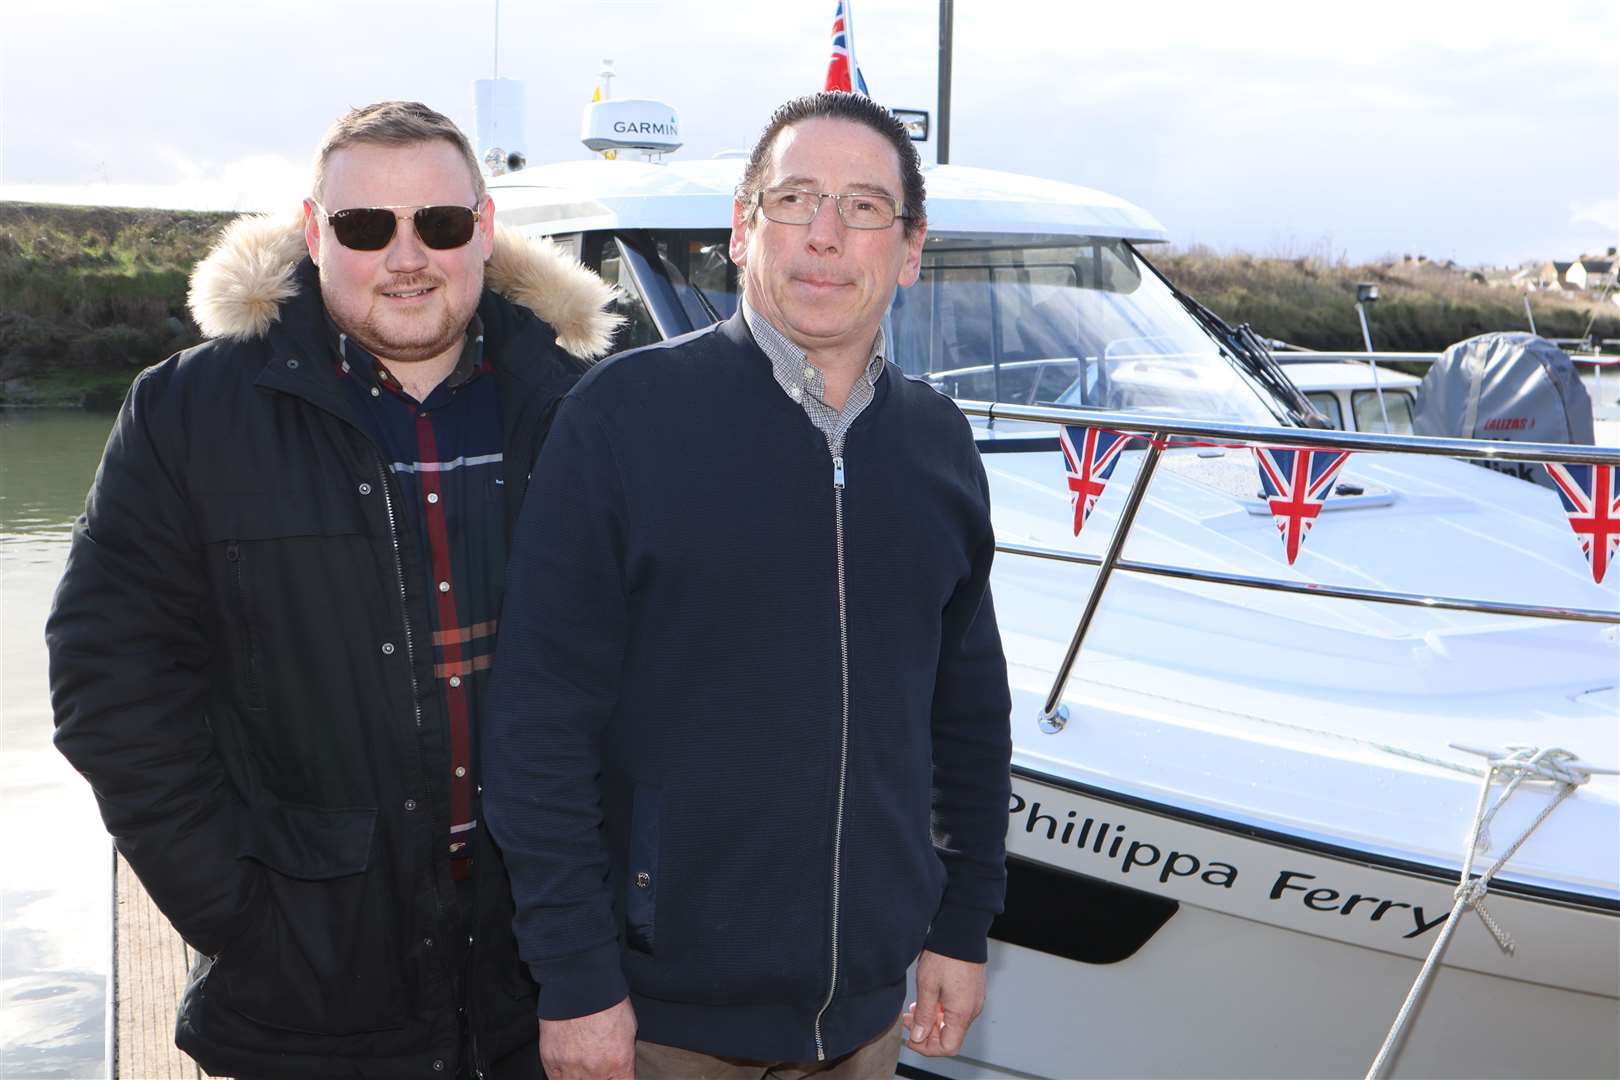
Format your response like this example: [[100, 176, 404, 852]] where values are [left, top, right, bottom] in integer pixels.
[[1138, 253, 1329, 429]]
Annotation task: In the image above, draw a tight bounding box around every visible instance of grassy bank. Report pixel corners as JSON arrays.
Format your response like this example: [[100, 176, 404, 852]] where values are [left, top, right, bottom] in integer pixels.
[[1155, 246, 1619, 352], [2, 202, 1615, 406], [0, 203, 235, 407]]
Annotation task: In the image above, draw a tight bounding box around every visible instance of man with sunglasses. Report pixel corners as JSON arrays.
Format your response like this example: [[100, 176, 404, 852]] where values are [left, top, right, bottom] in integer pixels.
[[485, 92, 1012, 1079], [48, 101, 619, 1079]]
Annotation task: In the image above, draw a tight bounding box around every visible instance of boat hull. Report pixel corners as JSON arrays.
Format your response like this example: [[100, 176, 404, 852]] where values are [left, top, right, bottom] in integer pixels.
[[901, 772, 1620, 1079]]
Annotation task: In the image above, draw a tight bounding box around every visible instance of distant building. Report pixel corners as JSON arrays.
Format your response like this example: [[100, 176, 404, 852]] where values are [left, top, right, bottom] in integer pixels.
[[1567, 256, 1616, 293], [1496, 265, 1535, 289], [1539, 260, 1574, 290]]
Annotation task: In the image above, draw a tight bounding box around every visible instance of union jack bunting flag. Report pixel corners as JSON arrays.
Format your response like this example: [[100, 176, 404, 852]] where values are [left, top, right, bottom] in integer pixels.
[[1059, 425, 1131, 537], [824, 0, 870, 95], [1253, 446, 1352, 564], [1543, 462, 1619, 584]]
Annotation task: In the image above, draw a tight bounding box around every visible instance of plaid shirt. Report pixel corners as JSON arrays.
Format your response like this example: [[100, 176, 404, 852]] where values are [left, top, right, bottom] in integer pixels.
[[334, 319, 503, 881], [742, 299, 885, 453]]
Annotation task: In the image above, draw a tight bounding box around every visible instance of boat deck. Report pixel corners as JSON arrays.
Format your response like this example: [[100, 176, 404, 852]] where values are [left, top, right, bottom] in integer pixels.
[[114, 853, 209, 1079]]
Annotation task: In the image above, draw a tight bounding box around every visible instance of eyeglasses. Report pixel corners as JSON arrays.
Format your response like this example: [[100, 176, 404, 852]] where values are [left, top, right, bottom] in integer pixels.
[[314, 203, 482, 251], [754, 187, 909, 230]]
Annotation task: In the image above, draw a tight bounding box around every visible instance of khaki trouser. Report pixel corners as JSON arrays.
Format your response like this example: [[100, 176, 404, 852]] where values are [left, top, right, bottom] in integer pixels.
[[634, 1019, 905, 1080]]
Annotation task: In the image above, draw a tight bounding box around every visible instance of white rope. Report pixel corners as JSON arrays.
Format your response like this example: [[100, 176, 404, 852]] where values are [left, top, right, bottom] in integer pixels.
[[1364, 745, 1615, 1079]]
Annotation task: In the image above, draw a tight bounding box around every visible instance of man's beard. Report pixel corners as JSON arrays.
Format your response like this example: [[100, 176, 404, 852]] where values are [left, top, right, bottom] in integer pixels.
[[324, 272, 478, 365]]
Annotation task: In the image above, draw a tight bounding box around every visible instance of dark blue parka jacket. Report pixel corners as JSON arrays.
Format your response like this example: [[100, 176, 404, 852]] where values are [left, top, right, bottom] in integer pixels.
[[46, 216, 617, 1079]]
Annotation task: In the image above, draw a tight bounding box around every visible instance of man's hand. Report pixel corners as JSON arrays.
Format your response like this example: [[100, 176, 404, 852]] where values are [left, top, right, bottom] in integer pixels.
[[901, 950, 986, 1057], [539, 997, 637, 1080]]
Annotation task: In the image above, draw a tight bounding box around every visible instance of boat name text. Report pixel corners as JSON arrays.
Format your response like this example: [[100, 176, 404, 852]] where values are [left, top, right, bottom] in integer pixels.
[[1010, 795, 1446, 939], [1011, 795, 1236, 888]]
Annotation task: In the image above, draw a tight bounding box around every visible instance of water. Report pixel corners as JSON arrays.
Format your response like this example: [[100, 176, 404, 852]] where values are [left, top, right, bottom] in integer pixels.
[[1, 409, 116, 1080]]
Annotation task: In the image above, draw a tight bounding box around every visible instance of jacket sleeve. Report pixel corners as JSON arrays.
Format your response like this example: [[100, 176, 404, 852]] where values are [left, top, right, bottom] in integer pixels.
[[484, 395, 629, 1020], [46, 362, 260, 957], [923, 444, 1013, 964]]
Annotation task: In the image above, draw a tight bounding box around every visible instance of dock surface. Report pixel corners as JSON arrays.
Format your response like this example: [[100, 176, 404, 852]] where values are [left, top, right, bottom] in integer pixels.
[[114, 853, 206, 1079]]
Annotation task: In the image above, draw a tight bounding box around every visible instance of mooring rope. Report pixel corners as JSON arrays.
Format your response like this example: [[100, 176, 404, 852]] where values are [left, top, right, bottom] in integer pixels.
[[1364, 744, 1616, 1079]]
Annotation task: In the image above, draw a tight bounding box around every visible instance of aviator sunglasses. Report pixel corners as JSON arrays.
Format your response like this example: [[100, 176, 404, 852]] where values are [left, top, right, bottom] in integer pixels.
[[314, 203, 482, 251]]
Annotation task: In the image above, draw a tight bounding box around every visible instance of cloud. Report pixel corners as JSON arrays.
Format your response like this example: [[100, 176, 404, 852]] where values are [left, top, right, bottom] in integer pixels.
[[1569, 198, 1619, 232], [0, 152, 307, 214]]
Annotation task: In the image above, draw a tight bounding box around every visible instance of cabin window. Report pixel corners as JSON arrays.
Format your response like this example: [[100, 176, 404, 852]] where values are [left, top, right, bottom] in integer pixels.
[[1352, 389, 1414, 435], [548, 234, 582, 262], [651, 232, 737, 325], [1306, 392, 1344, 429], [585, 235, 662, 354]]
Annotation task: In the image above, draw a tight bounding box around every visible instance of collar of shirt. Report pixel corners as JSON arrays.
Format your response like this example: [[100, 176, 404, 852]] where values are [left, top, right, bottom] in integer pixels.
[[741, 299, 885, 410], [328, 314, 488, 405]]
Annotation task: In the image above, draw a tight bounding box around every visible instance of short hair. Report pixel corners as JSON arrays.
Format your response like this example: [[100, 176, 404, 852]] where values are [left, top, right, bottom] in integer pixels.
[[738, 92, 926, 236], [311, 101, 486, 205]]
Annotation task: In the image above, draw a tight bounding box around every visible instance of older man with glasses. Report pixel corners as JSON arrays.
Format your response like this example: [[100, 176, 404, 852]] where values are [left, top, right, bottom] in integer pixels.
[[485, 91, 1014, 1080], [47, 100, 619, 1079]]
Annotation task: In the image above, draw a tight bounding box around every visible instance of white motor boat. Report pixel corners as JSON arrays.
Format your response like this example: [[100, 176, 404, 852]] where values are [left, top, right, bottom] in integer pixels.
[[1279, 359, 1423, 435], [489, 111, 1620, 1079]]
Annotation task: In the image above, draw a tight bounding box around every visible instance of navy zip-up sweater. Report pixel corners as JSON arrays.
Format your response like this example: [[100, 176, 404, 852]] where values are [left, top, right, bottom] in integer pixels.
[[484, 311, 1012, 1062]]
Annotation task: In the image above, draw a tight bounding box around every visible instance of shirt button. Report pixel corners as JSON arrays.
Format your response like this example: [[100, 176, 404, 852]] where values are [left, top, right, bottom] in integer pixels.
[[357, 482, 372, 495], [285, 358, 300, 370], [370, 385, 381, 397], [455, 766, 467, 778], [427, 492, 439, 504], [423, 937, 434, 948], [635, 872, 651, 888], [438, 581, 450, 593], [803, 366, 815, 379], [432, 1060, 445, 1072], [404, 798, 417, 812], [449, 675, 462, 688], [381, 642, 395, 655]]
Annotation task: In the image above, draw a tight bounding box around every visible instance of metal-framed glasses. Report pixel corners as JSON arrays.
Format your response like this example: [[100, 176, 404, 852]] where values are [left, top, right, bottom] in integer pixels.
[[313, 202, 482, 251], [755, 187, 909, 230]]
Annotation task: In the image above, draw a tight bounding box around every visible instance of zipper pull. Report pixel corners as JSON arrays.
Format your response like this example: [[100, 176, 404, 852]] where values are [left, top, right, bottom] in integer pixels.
[[832, 455, 845, 490]]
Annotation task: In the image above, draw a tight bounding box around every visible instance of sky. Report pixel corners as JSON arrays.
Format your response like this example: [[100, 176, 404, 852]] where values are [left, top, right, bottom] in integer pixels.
[[1, 0, 1616, 267]]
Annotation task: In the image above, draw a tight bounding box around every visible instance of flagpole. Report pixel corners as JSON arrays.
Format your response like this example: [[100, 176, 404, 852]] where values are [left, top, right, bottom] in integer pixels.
[[937, 0, 953, 164], [845, 0, 859, 93]]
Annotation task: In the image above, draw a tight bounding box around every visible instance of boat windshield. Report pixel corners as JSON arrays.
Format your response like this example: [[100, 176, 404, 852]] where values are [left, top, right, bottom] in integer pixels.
[[624, 230, 1287, 424], [890, 236, 1283, 423]]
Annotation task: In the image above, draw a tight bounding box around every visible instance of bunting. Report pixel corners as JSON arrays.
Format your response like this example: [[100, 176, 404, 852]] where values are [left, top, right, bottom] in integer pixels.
[[1059, 425, 1131, 537], [1253, 446, 1352, 565], [1544, 462, 1619, 584]]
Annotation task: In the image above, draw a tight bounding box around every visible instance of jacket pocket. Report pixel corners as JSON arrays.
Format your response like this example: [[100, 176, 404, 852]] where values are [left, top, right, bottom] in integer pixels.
[[200, 489, 370, 715], [221, 542, 266, 711], [213, 802, 405, 1035], [625, 784, 660, 955]]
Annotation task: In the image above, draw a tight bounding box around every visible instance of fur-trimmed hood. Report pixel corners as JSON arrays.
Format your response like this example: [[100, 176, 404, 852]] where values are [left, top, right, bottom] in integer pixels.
[[186, 214, 622, 361]]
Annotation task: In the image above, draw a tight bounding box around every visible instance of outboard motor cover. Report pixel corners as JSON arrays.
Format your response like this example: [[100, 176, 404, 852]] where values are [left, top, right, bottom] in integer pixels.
[[1413, 332, 1594, 486]]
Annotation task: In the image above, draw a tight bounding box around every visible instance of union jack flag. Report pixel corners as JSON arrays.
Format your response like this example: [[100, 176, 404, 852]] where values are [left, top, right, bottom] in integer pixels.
[[1543, 462, 1619, 584], [824, 0, 870, 95], [1059, 425, 1131, 537], [1253, 446, 1352, 564]]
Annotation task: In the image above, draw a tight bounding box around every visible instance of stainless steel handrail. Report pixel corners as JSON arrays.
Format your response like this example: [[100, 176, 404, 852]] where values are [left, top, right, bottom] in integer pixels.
[[1273, 350, 1620, 367], [998, 540, 1617, 625], [955, 399, 1620, 731], [1034, 434, 1166, 730], [960, 400, 1620, 465]]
